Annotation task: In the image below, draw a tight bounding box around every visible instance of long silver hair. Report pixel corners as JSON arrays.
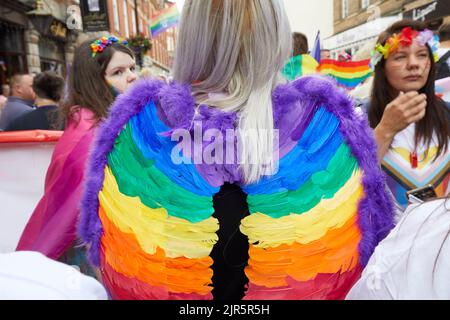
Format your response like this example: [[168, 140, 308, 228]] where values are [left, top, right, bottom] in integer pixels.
[[173, 0, 292, 183]]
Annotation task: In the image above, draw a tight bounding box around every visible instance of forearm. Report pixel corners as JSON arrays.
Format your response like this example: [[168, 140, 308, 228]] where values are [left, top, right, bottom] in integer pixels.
[[94, 268, 103, 283], [373, 124, 396, 163]]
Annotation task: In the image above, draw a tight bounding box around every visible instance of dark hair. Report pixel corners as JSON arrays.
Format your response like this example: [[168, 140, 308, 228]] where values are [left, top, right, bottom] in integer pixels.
[[33, 71, 64, 101], [292, 32, 308, 56], [438, 22, 450, 42], [369, 20, 450, 159], [62, 38, 134, 122]]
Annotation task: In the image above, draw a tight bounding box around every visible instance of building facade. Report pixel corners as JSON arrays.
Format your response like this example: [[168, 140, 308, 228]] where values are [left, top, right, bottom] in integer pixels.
[[283, 0, 334, 52], [325, 0, 450, 59], [0, 0, 79, 85], [0, 0, 177, 89], [102, 0, 176, 76]]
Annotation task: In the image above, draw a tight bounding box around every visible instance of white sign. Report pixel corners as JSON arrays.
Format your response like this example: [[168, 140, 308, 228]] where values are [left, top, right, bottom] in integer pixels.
[[324, 15, 402, 50]]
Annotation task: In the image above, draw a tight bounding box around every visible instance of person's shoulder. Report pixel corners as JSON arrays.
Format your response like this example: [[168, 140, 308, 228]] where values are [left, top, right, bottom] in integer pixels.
[[0, 251, 108, 299], [5, 97, 33, 109], [273, 75, 356, 120], [109, 78, 193, 130]]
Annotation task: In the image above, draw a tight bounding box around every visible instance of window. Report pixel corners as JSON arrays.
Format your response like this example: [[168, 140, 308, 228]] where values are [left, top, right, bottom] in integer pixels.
[[131, 6, 137, 35], [167, 34, 174, 52], [39, 37, 65, 75], [0, 23, 27, 84], [361, 0, 370, 10], [123, 0, 130, 38], [342, 0, 349, 18], [87, 0, 100, 11], [112, 0, 120, 31]]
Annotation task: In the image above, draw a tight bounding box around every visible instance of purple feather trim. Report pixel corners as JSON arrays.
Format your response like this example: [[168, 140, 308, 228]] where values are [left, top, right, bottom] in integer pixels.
[[79, 76, 394, 267], [78, 79, 165, 265], [277, 75, 395, 265]]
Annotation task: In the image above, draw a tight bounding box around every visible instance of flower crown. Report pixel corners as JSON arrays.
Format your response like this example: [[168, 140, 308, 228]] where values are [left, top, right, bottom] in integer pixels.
[[370, 27, 440, 70], [90, 36, 128, 57]]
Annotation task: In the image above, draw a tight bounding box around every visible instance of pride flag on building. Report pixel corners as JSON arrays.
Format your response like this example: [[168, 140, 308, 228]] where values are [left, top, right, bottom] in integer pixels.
[[150, 4, 180, 38]]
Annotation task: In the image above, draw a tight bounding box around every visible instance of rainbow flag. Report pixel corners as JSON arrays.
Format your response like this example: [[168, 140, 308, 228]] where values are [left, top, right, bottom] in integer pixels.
[[318, 59, 373, 90], [150, 4, 179, 37]]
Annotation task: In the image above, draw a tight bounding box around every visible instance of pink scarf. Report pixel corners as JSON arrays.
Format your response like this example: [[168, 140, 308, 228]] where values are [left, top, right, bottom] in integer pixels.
[[16, 108, 97, 259]]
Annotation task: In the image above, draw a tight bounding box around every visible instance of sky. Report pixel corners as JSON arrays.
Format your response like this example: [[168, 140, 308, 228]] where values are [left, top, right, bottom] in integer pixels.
[[174, 0, 185, 11], [173, 0, 333, 51]]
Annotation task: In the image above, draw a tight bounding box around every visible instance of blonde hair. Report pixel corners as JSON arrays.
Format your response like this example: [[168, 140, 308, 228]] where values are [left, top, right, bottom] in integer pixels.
[[173, 0, 292, 183]]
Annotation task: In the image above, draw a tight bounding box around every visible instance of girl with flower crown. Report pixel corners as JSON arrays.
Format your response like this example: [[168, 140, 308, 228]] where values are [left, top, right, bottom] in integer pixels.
[[16, 37, 137, 276], [362, 20, 450, 212]]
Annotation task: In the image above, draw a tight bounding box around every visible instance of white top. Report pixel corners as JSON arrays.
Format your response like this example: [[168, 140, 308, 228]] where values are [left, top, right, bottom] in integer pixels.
[[382, 123, 450, 209], [346, 199, 450, 300], [0, 251, 108, 300], [438, 48, 450, 69]]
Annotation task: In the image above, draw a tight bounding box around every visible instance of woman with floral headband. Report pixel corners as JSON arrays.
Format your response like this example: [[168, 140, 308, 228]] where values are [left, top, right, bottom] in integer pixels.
[[363, 20, 450, 211], [16, 37, 137, 276]]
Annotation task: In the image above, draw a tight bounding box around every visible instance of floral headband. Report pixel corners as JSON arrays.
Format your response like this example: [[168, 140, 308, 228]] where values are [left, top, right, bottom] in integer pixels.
[[90, 36, 128, 57], [370, 27, 440, 70]]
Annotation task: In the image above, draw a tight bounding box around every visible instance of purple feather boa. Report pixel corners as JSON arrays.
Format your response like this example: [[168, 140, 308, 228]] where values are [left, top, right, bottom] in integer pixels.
[[79, 76, 394, 267]]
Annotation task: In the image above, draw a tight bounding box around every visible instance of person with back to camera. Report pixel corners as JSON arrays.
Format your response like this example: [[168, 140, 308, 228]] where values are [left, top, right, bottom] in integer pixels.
[[79, 0, 394, 300]]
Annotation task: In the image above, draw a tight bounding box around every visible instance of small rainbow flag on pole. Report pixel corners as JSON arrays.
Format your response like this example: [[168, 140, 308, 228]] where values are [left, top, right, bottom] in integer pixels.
[[318, 59, 373, 90], [150, 4, 180, 38]]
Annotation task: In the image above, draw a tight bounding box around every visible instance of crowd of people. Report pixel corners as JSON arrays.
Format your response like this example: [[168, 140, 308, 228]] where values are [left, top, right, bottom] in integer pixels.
[[0, 0, 449, 300]]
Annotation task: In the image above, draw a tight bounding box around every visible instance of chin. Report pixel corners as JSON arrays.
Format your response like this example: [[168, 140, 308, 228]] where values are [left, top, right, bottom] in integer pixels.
[[399, 84, 426, 92]]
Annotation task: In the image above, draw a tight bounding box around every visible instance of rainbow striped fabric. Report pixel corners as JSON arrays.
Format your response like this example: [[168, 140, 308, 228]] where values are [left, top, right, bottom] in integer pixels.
[[80, 77, 394, 300], [281, 54, 319, 81], [381, 124, 450, 208], [281, 56, 373, 90], [318, 59, 373, 90], [149, 4, 179, 38]]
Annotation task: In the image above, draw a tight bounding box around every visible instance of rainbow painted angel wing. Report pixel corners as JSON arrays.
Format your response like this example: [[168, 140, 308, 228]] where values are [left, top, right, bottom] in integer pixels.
[[241, 106, 366, 299], [79, 77, 394, 300], [81, 85, 220, 299]]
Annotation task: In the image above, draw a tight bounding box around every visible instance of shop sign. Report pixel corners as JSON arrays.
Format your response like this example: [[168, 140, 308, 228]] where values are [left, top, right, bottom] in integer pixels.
[[80, 0, 110, 31], [403, 0, 450, 22], [50, 20, 67, 39]]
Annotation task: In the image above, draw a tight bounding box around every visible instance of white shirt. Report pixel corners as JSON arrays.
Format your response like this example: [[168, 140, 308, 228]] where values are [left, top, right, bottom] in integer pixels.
[[346, 199, 450, 300], [438, 48, 450, 69], [0, 251, 108, 300]]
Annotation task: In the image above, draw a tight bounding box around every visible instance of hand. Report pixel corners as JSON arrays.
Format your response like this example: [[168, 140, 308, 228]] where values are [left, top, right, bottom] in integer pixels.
[[378, 91, 427, 137]]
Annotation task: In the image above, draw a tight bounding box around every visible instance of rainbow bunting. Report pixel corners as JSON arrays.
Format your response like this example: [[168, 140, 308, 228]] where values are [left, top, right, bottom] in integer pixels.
[[318, 59, 373, 90], [150, 4, 179, 37]]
